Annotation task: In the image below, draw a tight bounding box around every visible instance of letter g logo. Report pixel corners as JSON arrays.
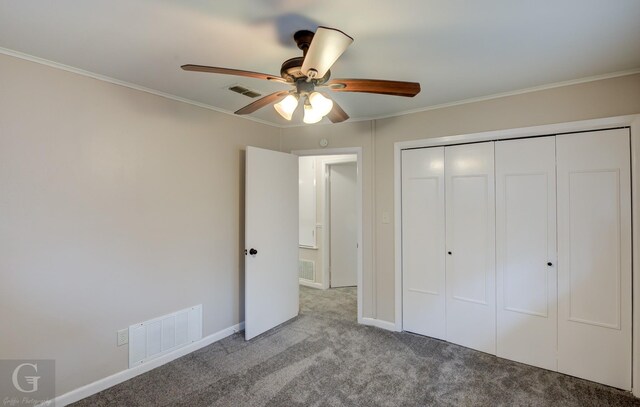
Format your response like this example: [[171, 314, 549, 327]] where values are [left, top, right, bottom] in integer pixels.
[[12, 363, 40, 393]]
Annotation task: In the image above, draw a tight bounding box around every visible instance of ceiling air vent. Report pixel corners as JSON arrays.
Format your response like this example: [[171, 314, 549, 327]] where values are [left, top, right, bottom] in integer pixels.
[[228, 85, 262, 98]]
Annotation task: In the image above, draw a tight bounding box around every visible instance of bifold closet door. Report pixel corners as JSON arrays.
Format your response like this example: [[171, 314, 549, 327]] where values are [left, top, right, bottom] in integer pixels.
[[401, 147, 446, 339], [556, 129, 631, 390], [496, 137, 557, 370], [445, 142, 496, 354]]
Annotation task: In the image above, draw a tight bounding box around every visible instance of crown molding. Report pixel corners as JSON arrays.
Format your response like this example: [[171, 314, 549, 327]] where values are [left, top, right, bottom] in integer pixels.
[[0, 47, 280, 128], [2, 47, 638, 129]]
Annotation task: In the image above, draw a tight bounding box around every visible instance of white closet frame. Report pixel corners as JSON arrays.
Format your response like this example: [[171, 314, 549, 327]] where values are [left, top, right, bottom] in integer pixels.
[[393, 114, 640, 396]]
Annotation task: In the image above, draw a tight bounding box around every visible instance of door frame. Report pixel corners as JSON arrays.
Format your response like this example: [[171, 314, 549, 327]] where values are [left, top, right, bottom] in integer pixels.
[[325, 157, 358, 289], [293, 147, 364, 324], [393, 114, 640, 396]]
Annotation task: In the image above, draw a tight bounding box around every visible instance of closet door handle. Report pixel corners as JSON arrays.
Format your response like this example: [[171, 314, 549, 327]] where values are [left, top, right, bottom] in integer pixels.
[[448, 251, 452, 255], [547, 262, 553, 266]]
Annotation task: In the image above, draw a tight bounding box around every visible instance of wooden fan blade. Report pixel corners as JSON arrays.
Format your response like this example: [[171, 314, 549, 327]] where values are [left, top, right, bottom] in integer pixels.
[[235, 91, 290, 115], [327, 79, 421, 97], [301, 27, 353, 79], [326, 99, 349, 123], [181, 65, 288, 83]]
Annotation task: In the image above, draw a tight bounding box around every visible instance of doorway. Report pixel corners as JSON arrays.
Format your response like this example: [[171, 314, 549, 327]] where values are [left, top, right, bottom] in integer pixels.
[[295, 148, 363, 323]]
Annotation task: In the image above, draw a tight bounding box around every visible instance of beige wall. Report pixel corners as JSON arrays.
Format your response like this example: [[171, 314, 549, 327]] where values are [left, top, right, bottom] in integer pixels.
[[3, 49, 640, 399], [282, 73, 640, 322], [0, 54, 280, 396]]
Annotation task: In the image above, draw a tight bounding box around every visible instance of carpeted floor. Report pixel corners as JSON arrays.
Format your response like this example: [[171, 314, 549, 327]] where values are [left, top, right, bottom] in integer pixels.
[[72, 286, 639, 406]]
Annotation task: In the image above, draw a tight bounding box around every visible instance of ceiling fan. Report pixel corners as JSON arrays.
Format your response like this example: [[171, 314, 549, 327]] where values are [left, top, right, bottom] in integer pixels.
[[181, 26, 421, 124]]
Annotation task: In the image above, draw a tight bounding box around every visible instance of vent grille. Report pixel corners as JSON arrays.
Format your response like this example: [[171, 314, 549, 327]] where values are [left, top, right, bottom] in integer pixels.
[[298, 259, 315, 281], [128, 305, 202, 368], [228, 85, 262, 98]]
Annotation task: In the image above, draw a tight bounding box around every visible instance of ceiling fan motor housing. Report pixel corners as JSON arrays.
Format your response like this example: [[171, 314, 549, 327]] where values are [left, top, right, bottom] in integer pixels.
[[293, 30, 315, 55], [295, 79, 315, 96], [280, 57, 330, 84]]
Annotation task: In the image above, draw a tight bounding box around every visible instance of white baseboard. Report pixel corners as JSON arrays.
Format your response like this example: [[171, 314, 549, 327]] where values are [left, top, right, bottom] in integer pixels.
[[299, 279, 324, 289], [361, 317, 398, 332], [47, 321, 245, 407]]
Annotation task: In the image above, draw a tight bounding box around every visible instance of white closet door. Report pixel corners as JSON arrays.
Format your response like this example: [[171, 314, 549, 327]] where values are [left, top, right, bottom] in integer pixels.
[[401, 147, 446, 339], [445, 142, 496, 354], [496, 137, 557, 370], [557, 129, 631, 390]]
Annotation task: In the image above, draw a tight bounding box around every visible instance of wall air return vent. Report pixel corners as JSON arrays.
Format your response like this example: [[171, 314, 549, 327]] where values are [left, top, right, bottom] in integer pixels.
[[128, 305, 202, 368], [298, 259, 315, 281]]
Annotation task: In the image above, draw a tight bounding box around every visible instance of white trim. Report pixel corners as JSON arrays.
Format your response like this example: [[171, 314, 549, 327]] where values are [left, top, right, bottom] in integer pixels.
[[395, 115, 638, 151], [344, 69, 640, 124], [292, 148, 364, 324], [361, 317, 398, 332], [631, 115, 640, 397], [299, 245, 318, 250], [393, 114, 640, 395], [394, 139, 403, 331], [0, 47, 278, 128], [45, 322, 244, 407], [323, 163, 331, 291], [299, 279, 324, 290], [322, 156, 358, 165], [3, 46, 637, 130]]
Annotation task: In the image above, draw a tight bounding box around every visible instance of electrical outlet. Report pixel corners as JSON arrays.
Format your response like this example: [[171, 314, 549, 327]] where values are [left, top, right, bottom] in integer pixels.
[[117, 329, 129, 347]]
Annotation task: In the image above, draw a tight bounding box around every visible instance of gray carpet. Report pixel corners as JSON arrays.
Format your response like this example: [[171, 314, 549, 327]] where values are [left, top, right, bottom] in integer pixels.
[[72, 286, 639, 406]]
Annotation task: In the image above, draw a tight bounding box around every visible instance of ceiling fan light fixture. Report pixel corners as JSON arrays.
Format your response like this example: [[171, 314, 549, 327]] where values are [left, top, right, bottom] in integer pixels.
[[274, 94, 299, 121], [303, 102, 323, 124], [308, 92, 333, 117], [182, 25, 418, 125]]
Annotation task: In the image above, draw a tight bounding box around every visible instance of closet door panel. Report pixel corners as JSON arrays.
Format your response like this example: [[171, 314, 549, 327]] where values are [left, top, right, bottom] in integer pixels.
[[445, 142, 496, 354], [401, 147, 446, 339], [496, 137, 557, 371], [557, 128, 631, 390]]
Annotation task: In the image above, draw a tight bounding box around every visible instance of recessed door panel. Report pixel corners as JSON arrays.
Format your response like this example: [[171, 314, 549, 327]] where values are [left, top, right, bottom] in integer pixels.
[[402, 147, 446, 339], [568, 170, 620, 328], [450, 175, 489, 304], [496, 137, 557, 370], [445, 142, 496, 354], [557, 129, 631, 390]]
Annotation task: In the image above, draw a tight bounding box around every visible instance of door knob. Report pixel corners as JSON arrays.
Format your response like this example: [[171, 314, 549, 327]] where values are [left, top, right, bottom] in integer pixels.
[[249, 248, 258, 255], [547, 262, 553, 266], [448, 251, 452, 255]]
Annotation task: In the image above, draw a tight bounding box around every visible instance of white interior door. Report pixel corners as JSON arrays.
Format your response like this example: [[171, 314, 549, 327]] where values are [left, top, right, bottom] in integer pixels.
[[496, 137, 557, 370], [401, 147, 446, 339], [329, 162, 357, 287], [245, 146, 299, 340], [556, 129, 632, 390], [445, 142, 496, 354]]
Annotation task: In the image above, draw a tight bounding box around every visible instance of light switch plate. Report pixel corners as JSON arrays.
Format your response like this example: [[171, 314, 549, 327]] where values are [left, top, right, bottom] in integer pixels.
[[382, 211, 390, 224], [117, 328, 129, 346]]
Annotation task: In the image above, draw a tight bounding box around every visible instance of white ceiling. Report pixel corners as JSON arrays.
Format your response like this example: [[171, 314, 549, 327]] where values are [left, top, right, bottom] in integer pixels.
[[1, 0, 639, 127]]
